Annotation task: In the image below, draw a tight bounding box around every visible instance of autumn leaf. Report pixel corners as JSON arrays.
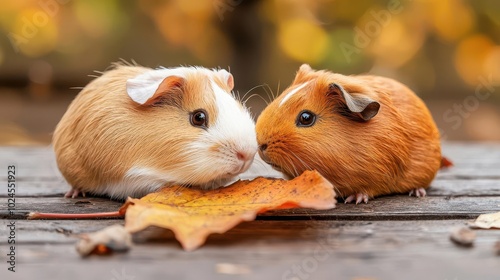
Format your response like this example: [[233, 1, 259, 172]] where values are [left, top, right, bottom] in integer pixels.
[[120, 170, 336, 251], [470, 211, 500, 229]]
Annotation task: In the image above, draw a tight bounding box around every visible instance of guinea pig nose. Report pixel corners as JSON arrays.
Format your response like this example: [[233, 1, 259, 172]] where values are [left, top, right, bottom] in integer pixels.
[[236, 151, 246, 161], [236, 149, 256, 162], [236, 150, 253, 161], [259, 144, 268, 152]]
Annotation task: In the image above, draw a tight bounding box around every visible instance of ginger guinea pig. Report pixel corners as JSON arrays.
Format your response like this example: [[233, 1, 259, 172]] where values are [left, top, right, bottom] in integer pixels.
[[256, 64, 442, 203], [53, 63, 257, 200]]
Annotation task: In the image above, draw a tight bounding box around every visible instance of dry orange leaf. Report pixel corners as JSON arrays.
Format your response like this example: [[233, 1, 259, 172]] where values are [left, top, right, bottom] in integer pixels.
[[470, 211, 500, 229], [120, 170, 336, 251]]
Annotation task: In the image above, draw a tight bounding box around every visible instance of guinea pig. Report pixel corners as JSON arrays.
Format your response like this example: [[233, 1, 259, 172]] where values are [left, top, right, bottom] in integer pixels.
[[256, 64, 442, 203], [53, 62, 257, 200]]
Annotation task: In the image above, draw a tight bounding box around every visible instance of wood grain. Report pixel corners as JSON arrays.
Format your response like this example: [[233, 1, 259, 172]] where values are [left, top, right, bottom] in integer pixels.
[[0, 143, 499, 280], [1, 195, 498, 220], [0, 220, 499, 279], [1, 177, 499, 198]]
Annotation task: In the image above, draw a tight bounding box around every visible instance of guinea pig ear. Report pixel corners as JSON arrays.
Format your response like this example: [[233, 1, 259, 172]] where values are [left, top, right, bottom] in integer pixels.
[[293, 64, 314, 84], [328, 83, 380, 121], [216, 69, 234, 90], [126, 71, 185, 106], [298, 64, 313, 73]]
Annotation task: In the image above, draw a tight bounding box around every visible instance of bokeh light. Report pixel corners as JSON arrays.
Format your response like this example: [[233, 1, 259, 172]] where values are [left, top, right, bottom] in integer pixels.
[[278, 18, 329, 64], [0, 0, 499, 144], [454, 34, 495, 85]]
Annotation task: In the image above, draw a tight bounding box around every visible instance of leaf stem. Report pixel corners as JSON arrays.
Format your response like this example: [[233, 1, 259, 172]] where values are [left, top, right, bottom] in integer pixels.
[[28, 211, 123, 220]]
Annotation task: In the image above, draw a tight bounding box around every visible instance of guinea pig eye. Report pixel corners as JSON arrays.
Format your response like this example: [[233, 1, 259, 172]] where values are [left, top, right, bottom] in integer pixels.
[[296, 110, 316, 127], [190, 109, 208, 128]]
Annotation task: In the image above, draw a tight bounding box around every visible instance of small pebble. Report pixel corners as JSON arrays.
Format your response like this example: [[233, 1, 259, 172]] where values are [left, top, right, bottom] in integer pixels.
[[449, 227, 476, 247], [216, 263, 251, 275], [494, 241, 500, 256], [76, 224, 132, 257]]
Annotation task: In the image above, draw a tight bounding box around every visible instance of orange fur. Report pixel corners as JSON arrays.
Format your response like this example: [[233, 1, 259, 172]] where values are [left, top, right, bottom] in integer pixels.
[[256, 65, 441, 199]]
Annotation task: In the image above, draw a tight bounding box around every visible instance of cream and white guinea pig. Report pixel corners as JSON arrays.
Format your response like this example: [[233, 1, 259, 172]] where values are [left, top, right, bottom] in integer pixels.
[[53, 63, 258, 200], [256, 64, 442, 203]]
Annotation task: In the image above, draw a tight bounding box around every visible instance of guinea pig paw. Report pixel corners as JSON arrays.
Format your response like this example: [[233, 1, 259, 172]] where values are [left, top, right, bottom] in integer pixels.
[[64, 188, 86, 199], [408, 188, 426, 198], [344, 193, 369, 204]]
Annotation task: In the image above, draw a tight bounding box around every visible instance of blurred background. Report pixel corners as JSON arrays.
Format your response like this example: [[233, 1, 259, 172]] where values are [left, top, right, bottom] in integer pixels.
[[0, 0, 499, 145]]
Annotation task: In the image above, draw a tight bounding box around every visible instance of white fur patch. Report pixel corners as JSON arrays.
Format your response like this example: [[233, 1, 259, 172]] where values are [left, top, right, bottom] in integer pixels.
[[279, 82, 309, 107], [209, 79, 257, 153], [103, 166, 178, 199]]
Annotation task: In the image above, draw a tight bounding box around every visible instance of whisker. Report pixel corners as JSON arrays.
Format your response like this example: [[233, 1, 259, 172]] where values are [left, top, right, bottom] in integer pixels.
[[261, 83, 275, 104], [282, 153, 300, 177], [290, 151, 313, 171], [254, 160, 268, 169], [275, 81, 281, 100], [244, 93, 269, 106], [241, 84, 266, 103]]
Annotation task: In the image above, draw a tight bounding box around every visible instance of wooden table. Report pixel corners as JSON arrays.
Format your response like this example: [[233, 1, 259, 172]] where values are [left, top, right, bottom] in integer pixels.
[[1, 143, 499, 280]]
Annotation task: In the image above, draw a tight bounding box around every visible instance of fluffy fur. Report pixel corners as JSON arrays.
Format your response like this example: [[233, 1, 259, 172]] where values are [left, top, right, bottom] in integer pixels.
[[53, 63, 257, 200], [256, 64, 441, 200]]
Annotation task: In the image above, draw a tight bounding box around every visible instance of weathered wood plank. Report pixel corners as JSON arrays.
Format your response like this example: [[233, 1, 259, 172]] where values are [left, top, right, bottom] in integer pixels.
[[441, 142, 500, 159], [0, 180, 68, 197], [0, 220, 120, 244], [1, 219, 493, 245], [2, 196, 499, 220], [1, 177, 499, 198], [0, 197, 123, 219], [2, 251, 498, 280], [1, 220, 498, 279], [429, 179, 500, 196], [436, 167, 500, 179], [436, 145, 500, 178], [0, 146, 62, 180], [260, 195, 500, 220]]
